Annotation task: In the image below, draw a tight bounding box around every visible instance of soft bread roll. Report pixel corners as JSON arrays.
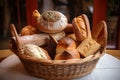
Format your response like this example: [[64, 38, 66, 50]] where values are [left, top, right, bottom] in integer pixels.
[[55, 37, 80, 60], [21, 25, 39, 36], [72, 14, 91, 42], [54, 48, 80, 60], [24, 44, 51, 60], [56, 37, 76, 55], [92, 20, 107, 50], [36, 10, 68, 33]]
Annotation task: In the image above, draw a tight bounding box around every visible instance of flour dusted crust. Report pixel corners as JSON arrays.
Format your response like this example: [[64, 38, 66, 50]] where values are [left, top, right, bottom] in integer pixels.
[[37, 11, 68, 33], [24, 44, 51, 60]]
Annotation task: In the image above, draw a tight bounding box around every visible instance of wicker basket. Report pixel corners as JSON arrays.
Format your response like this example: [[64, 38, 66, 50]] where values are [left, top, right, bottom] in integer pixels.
[[10, 39, 104, 80]]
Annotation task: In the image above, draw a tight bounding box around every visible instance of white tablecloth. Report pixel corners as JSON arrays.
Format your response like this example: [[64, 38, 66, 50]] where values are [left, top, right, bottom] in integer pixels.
[[0, 53, 120, 80]]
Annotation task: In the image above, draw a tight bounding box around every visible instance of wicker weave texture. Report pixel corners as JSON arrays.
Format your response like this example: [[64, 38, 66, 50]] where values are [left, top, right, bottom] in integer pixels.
[[19, 57, 99, 80]]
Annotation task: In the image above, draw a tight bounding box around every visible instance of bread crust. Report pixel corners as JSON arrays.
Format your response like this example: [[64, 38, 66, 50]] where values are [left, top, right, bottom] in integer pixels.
[[37, 11, 68, 33], [55, 37, 80, 60], [92, 20, 107, 50], [72, 14, 91, 42]]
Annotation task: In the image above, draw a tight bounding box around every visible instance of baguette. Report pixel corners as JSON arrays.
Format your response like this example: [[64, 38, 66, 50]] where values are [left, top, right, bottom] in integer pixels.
[[72, 14, 91, 42], [11, 31, 65, 46]]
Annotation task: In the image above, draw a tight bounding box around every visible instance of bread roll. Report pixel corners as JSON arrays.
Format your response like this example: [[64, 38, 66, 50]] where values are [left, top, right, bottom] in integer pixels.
[[24, 44, 51, 60], [56, 37, 76, 55], [72, 14, 91, 42], [55, 37, 80, 60], [21, 25, 39, 36], [54, 48, 80, 60], [36, 10, 68, 33]]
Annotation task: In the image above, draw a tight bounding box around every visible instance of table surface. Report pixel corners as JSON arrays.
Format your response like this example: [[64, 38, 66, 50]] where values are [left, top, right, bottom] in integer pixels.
[[0, 53, 120, 80]]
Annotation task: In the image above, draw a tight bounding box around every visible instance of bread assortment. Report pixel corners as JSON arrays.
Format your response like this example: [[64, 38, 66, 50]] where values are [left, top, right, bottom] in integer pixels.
[[10, 10, 107, 60]]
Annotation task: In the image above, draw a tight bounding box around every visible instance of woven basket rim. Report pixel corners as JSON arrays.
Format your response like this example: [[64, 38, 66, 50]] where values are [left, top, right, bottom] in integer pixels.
[[12, 48, 104, 65]]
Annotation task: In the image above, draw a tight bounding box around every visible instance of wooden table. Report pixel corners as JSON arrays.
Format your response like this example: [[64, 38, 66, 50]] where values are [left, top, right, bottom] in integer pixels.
[[0, 49, 120, 62]]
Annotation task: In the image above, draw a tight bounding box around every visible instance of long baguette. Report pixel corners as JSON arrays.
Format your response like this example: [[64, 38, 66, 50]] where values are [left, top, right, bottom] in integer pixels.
[[72, 14, 91, 42], [10, 24, 65, 47], [11, 31, 65, 46]]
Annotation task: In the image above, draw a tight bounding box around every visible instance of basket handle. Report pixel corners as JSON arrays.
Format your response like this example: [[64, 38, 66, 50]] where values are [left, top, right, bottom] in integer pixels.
[[10, 24, 24, 53]]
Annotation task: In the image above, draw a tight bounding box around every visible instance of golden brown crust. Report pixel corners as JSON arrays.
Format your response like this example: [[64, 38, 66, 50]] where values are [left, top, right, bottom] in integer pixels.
[[72, 14, 91, 42], [77, 38, 101, 57], [92, 20, 107, 50], [55, 37, 80, 60], [32, 10, 41, 21], [21, 25, 39, 36], [54, 48, 80, 60], [56, 37, 76, 55]]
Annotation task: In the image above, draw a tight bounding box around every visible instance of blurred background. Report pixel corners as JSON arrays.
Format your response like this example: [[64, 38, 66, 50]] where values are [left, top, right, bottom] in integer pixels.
[[0, 0, 120, 49]]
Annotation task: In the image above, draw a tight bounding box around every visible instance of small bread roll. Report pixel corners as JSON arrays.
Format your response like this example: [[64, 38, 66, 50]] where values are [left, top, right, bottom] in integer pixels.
[[21, 25, 39, 36], [56, 37, 76, 55], [54, 48, 80, 60], [24, 44, 51, 60], [55, 37, 80, 60], [36, 10, 68, 33], [72, 14, 91, 42]]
